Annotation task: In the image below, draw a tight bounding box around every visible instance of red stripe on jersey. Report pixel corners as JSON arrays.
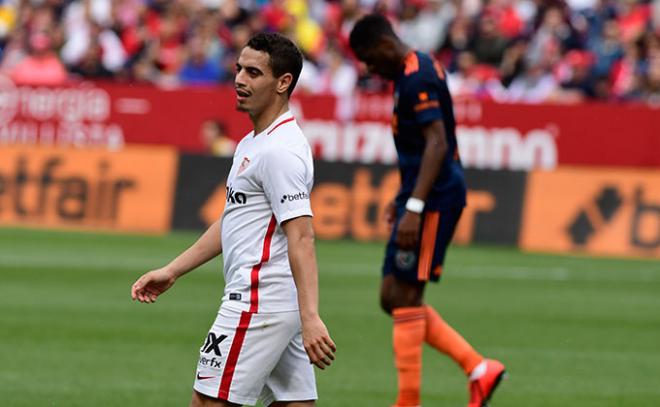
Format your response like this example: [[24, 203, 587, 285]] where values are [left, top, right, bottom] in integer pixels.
[[217, 311, 253, 400], [267, 117, 295, 135], [249, 215, 277, 313]]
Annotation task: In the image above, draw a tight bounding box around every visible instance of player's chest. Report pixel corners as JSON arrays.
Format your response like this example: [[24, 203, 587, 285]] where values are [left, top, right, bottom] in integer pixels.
[[226, 142, 266, 200]]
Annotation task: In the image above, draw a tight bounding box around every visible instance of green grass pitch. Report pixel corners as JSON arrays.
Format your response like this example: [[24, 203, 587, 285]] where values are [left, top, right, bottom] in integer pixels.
[[1, 227, 659, 406]]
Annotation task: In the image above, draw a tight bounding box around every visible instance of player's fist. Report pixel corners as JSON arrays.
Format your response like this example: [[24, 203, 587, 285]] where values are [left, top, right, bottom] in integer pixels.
[[301, 316, 336, 370], [131, 267, 177, 304], [396, 211, 421, 249]]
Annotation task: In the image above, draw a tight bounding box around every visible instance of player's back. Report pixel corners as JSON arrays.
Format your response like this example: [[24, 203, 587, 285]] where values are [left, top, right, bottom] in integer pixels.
[[392, 51, 465, 210]]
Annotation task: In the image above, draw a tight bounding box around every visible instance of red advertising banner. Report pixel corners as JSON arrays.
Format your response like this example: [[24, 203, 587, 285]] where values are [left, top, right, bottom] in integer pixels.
[[1, 76, 658, 169], [0, 75, 251, 153]]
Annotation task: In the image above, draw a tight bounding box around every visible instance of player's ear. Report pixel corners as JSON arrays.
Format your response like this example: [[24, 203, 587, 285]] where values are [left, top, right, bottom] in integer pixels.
[[276, 73, 293, 95]]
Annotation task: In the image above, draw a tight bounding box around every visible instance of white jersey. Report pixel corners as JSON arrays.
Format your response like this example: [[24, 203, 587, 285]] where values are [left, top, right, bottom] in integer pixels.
[[220, 111, 313, 313]]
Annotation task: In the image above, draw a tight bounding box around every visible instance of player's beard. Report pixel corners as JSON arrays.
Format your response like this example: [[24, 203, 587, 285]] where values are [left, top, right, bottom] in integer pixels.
[[235, 96, 250, 112]]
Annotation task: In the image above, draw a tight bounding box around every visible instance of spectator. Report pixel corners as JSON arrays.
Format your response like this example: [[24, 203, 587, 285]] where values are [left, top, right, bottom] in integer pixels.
[[69, 37, 114, 79], [499, 36, 528, 87], [448, 50, 506, 101], [0, 1, 17, 40], [639, 55, 660, 105], [470, 7, 509, 66], [316, 42, 358, 97], [200, 119, 235, 157], [179, 34, 223, 85], [527, 6, 581, 68], [489, 0, 525, 39], [438, 15, 472, 70], [1, 0, 660, 105], [10, 30, 67, 85], [398, 0, 455, 53], [617, 0, 651, 44], [557, 50, 597, 101], [507, 61, 559, 103], [589, 18, 624, 78], [611, 39, 644, 98], [61, 18, 126, 74]]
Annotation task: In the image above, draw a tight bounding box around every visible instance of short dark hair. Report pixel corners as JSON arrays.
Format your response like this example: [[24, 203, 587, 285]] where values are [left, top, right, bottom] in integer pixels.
[[246, 32, 303, 96], [349, 13, 398, 53]]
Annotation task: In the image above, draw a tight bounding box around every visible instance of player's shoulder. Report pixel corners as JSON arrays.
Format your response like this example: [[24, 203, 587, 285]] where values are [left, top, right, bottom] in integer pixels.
[[235, 130, 255, 150], [403, 51, 445, 83], [403, 51, 433, 76], [265, 117, 308, 150], [260, 119, 310, 165]]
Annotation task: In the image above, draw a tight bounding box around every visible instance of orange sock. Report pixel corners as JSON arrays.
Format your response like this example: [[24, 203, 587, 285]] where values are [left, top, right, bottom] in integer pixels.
[[424, 305, 483, 375], [392, 307, 426, 407]]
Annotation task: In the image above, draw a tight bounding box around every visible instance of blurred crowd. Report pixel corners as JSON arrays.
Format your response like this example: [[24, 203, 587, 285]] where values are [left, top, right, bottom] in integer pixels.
[[1, 0, 660, 105]]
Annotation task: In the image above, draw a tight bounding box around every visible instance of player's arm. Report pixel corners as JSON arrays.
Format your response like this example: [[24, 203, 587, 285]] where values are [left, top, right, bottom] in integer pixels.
[[282, 216, 336, 370], [396, 120, 447, 248], [131, 219, 223, 303]]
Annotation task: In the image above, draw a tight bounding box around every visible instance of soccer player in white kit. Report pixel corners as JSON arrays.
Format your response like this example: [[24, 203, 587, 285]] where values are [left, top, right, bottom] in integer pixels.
[[131, 33, 336, 407]]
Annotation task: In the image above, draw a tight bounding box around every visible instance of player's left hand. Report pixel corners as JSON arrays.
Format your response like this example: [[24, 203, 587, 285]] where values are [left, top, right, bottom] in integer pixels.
[[301, 315, 336, 370], [396, 211, 421, 249]]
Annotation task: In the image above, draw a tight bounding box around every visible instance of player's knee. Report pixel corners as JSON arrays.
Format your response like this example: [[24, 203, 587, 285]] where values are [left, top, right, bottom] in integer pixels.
[[382, 290, 424, 314]]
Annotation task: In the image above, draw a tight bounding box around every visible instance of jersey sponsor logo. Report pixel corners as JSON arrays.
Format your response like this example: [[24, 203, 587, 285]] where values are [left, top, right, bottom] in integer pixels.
[[226, 186, 247, 204], [280, 191, 309, 204], [201, 333, 228, 356], [196, 372, 216, 380], [414, 100, 440, 112], [198, 356, 222, 369]]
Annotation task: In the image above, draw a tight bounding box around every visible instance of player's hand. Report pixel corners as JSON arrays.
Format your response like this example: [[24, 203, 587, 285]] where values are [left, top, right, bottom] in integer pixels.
[[396, 211, 421, 249], [384, 200, 397, 227], [131, 267, 177, 304], [301, 315, 336, 370]]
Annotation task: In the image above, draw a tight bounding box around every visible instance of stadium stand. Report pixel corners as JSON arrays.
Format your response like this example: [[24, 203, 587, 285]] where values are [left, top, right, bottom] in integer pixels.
[[1, 0, 659, 104]]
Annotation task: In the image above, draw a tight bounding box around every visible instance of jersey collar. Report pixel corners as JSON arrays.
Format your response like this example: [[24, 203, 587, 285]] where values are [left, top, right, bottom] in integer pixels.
[[254, 111, 295, 137]]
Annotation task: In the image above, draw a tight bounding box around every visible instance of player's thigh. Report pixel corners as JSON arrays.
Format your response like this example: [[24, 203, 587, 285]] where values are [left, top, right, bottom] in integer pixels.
[[382, 207, 463, 285], [194, 309, 293, 405], [269, 401, 314, 407], [261, 317, 317, 406]]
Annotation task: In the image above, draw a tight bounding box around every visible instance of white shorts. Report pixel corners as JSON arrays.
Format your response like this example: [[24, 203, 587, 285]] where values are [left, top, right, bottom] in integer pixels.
[[193, 306, 317, 406]]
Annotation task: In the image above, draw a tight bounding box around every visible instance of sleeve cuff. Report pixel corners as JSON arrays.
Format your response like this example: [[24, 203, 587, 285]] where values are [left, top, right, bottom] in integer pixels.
[[276, 207, 314, 224]]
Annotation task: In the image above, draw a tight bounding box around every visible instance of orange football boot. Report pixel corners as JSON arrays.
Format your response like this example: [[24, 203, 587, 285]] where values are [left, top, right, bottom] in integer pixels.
[[468, 359, 506, 407]]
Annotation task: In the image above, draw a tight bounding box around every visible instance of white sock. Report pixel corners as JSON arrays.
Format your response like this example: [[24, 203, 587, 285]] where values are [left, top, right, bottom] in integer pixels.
[[469, 360, 487, 381]]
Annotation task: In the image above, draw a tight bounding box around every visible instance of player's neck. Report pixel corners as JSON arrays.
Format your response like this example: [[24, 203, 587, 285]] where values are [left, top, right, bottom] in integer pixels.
[[251, 99, 289, 135]]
